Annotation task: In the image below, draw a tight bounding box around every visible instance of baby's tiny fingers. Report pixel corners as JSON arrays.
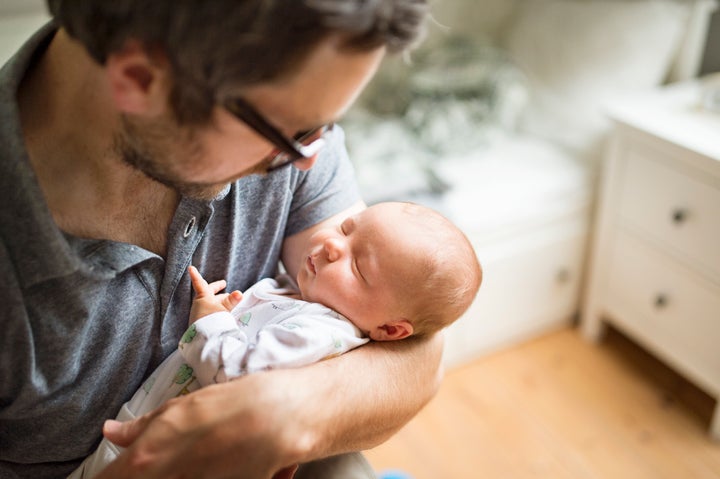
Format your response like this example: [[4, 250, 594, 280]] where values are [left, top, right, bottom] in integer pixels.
[[188, 266, 210, 293], [222, 290, 243, 311], [207, 279, 228, 294]]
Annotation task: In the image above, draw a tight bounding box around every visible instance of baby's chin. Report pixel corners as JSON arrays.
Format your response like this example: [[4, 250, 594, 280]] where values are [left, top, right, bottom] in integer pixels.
[[296, 283, 326, 309], [294, 271, 309, 301]]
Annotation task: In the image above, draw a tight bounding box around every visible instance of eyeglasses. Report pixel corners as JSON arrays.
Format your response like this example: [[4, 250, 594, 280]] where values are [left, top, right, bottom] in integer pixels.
[[224, 97, 334, 172]]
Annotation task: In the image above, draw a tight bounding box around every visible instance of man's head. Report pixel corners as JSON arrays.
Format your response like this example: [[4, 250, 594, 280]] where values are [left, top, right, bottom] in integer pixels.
[[296, 202, 482, 341], [47, 1, 429, 198], [48, 0, 428, 124]]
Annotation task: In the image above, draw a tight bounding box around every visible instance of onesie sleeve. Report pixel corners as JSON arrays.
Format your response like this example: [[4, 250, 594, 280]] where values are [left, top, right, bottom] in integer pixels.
[[178, 312, 250, 386], [178, 308, 369, 385]]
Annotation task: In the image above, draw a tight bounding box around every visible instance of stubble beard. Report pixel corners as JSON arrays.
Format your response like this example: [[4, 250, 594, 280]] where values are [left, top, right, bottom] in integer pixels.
[[113, 115, 229, 201]]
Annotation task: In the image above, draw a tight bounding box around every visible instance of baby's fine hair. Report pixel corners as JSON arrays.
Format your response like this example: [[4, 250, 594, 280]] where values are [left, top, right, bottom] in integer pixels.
[[396, 203, 482, 337]]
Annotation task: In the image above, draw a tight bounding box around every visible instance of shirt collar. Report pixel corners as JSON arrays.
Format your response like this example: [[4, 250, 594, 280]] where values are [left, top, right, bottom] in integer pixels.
[[0, 22, 82, 289], [0, 23, 232, 289]]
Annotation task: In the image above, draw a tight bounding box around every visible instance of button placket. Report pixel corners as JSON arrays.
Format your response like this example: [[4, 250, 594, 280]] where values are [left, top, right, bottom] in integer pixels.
[[159, 203, 213, 351]]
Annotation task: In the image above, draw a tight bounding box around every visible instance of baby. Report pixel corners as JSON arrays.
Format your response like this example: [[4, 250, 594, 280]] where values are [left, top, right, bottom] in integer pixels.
[[70, 201, 482, 478]]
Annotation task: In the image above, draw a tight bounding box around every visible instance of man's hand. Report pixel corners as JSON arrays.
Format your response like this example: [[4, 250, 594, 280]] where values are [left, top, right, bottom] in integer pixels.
[[97, 371, 311, 479], [188, 265, 243, 323], [96, 298, 444, 479]]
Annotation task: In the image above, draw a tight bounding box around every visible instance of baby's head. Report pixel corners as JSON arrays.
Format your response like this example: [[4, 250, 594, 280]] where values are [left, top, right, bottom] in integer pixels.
[[296, 202, 482, 340]]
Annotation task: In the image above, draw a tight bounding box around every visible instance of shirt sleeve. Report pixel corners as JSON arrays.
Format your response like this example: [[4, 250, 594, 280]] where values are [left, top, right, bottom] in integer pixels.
[[284, 124, 363, 237], [178, 312, 248, 386]]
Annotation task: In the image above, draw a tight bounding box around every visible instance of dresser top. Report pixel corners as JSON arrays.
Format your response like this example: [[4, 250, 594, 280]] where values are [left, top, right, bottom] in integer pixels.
[[607, 78, 720, 161]]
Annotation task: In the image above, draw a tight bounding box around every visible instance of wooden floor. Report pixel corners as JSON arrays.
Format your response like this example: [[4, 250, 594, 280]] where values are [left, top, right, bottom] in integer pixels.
[[365, 326, 720, 479]]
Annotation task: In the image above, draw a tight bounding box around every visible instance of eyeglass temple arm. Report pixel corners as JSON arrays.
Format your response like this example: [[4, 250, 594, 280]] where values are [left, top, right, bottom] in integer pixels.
[[226, 99, 304, 156]]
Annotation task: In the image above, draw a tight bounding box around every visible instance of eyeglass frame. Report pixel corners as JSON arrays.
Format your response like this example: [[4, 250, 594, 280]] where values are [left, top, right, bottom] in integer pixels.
[[224, 97, 334, 172]]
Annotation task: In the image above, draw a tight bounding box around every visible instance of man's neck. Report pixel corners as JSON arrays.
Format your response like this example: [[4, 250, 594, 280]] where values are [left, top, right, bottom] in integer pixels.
[[18, 29, 178, 256]]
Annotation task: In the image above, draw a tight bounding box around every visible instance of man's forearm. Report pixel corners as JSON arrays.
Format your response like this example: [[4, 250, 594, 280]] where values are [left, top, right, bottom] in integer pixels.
[[277, 331, 445, 460], [98, 332, 444, 478]]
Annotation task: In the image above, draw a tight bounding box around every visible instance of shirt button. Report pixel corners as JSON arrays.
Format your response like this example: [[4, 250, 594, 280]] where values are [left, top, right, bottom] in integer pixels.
[[184, 216, 197, 238]]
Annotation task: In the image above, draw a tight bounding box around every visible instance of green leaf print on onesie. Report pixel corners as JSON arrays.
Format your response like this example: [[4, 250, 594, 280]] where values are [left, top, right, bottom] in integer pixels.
[[239, 312, 252, 326], [174, 364, 194, 385], [180, 324, 197, 344], [142, 375, 157, 394]]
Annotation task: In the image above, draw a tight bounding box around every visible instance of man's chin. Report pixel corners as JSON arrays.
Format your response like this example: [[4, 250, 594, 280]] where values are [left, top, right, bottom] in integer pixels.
[[174, 181, 229, 201], [137, 165, 229, 201]]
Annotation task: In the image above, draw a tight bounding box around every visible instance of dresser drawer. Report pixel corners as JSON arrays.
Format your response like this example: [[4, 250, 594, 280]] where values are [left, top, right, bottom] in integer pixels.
[[616, 144, 720, 281], [444, 219, 587, 366], [604, 231, 720, 393]]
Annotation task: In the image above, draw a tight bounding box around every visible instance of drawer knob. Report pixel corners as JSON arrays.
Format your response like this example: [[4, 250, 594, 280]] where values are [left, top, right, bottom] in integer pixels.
[[556, 268, 571, 283], [654, 294, 668, 309], [671, 209, 688, 225]]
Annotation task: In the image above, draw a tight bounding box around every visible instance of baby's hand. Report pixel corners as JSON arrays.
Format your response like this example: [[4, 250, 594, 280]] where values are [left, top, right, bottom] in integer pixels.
[[188, 266, 243, 323]]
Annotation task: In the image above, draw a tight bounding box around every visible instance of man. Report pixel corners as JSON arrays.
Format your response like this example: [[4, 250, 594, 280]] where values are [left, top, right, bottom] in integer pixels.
[[0, 1, 443, 478]]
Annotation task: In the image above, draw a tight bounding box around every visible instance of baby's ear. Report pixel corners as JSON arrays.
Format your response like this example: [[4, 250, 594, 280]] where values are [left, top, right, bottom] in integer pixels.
[[371, 320, 413, 341]]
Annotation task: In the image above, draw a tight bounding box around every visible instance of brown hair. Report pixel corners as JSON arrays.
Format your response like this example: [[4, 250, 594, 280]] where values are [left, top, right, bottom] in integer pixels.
[[393, 203, 482, 337], [47, 0, 429, 124]]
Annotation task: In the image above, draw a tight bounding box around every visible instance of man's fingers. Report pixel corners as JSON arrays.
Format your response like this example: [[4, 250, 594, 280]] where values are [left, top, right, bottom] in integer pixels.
[[272, 464, 299, 479], [103, 416, 147, 448]]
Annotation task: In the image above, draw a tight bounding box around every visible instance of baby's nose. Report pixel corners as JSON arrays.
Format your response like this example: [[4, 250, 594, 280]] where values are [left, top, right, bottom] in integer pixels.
[[324, 237, 346, 262]]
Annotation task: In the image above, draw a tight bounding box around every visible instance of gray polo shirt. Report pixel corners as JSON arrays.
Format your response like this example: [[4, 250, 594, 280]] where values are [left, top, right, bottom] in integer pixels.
[[0, 24, 361, 478]]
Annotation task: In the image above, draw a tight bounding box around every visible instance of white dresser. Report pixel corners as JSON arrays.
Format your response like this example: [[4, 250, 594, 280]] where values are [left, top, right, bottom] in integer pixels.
[[440, 134, 593, 367], [581, 80, 720, 440]]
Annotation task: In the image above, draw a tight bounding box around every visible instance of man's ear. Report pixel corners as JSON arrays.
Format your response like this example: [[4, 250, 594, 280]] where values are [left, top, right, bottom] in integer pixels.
[[371, 320, 414, 341], [105, 40, 171, 116]]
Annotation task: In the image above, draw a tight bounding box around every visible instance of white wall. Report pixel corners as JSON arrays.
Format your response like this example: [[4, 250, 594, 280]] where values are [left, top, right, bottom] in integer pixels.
[[428, 0, 520, 41], [701, 9, 720, 73], [0, 0, 49, 65]]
